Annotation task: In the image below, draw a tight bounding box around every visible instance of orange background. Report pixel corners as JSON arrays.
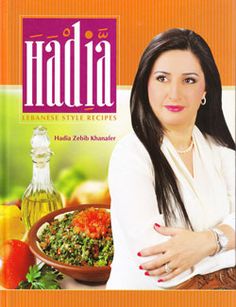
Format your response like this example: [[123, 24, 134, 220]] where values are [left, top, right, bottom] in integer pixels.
[[1, 290, 236, 307], [0, 0, 236, 306], [0, 0, 235, 85]]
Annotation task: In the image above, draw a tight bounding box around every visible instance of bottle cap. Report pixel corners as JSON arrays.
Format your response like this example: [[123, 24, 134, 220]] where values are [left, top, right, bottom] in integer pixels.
[[31, 126, 52, 164]]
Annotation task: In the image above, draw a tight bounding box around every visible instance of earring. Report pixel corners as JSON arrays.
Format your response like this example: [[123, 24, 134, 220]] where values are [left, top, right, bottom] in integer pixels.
[[201, 97, 206, 105]]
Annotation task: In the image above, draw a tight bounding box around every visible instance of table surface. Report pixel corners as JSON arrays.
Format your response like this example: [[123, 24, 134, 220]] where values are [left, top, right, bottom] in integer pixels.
[[0, 256, 107, 290], [0, 275, 106, 290], [60, 276, 106, 290]]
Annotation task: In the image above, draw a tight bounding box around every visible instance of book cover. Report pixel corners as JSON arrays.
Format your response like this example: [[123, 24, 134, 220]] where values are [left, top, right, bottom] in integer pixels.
[[0, 0, 235, 306]]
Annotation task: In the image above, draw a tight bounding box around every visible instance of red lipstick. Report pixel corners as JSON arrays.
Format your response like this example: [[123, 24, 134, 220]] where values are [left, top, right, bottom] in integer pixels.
[[164, 105, 185, 112]]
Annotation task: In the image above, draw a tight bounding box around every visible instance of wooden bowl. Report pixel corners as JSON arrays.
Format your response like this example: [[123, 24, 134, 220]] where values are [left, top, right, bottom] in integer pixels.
[[28, 204, 111, 284]]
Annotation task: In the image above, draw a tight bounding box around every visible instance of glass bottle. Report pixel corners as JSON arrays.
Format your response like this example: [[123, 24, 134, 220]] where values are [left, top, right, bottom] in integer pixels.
[[21, 126, 63, 230]]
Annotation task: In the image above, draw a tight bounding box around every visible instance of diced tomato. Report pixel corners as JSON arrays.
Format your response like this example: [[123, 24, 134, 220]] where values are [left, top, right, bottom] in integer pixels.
[[72, 207, 111, 239]]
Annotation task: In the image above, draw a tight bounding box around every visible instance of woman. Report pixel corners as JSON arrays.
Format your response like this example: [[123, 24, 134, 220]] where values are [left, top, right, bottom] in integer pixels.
[[106, 29, 235, 289]]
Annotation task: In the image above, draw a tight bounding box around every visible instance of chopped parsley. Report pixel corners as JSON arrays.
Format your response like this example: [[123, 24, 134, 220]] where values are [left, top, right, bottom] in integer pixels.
[[38, 208, 113, 266]]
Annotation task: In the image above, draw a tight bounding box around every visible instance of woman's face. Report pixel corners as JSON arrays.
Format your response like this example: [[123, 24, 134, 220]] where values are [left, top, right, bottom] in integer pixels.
[[147, 49, 206, 130]]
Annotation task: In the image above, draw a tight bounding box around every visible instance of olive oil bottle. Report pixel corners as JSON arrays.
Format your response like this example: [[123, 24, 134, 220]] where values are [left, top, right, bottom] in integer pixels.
[[21, 126, 63, 230]]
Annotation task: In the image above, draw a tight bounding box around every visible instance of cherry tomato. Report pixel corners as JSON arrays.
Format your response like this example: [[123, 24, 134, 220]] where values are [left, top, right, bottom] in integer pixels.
[[0, 240, 36, 289]]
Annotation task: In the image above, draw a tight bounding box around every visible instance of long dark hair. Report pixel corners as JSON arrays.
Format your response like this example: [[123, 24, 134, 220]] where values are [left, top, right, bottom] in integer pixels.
[[130, 28, 235, 229]]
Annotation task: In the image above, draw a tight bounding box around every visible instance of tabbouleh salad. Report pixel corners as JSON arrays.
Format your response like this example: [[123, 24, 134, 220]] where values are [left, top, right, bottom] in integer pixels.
[[38, 207, 113, 267]]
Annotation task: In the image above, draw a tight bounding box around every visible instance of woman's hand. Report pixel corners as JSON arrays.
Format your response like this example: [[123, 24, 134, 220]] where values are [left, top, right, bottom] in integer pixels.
[[138, 224, 217, 282]]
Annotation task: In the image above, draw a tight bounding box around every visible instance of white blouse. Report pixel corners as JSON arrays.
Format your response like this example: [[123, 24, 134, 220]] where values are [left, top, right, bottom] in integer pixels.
[[106, 126, 235, 289]]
